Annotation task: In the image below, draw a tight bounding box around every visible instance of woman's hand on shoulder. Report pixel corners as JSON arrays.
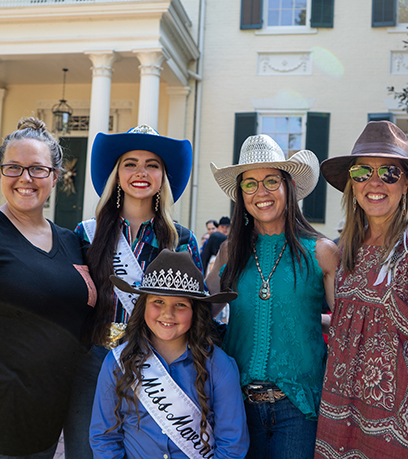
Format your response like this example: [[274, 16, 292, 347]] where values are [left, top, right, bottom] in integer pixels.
[[315, 237, 340, 312]]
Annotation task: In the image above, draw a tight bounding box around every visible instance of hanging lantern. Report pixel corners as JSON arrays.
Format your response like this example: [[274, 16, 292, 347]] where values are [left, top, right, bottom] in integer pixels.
[[52, 68, 73, 133]]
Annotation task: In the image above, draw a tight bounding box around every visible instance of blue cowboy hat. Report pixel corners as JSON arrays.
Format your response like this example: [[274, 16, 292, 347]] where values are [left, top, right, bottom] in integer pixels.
[[91, 124, 193, 202]]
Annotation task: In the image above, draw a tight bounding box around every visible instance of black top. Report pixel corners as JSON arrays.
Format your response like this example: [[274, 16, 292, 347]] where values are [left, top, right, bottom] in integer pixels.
[[0, 213, 95, 455]]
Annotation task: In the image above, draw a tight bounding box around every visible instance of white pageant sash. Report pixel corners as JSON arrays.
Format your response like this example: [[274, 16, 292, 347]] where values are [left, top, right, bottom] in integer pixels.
[[113, 344, 215, 459], [82, 219, 143, 315]]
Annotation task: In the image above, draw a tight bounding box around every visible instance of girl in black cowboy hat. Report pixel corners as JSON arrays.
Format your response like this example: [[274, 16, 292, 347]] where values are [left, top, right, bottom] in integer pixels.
[[90, 250, 249, 459], [65, 125, 203, 459]]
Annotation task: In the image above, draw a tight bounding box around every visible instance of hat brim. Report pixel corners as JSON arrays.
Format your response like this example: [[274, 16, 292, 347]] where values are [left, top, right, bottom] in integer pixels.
[[321, 153, 408, 192], [110, 275, 238, 304], [91, 132, 193, 202], [211, 150, 319, 202]]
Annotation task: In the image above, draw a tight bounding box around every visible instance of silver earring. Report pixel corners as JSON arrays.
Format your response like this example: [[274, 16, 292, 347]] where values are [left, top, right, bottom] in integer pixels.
[[116, 183, 121, 209], [244, 210, 249, 226], [353, 196, 357, 213], [155, 190, 161, 212]]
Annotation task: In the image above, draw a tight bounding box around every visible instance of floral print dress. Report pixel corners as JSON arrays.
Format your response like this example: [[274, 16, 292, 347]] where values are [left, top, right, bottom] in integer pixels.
[[315, 245, 408, 459]]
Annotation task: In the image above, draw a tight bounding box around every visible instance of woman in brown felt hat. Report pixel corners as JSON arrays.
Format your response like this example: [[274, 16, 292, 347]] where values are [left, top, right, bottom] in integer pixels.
[[315, 121, 408, 459]]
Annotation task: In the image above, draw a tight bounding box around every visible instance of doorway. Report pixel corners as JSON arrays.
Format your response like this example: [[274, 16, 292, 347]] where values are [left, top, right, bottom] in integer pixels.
[[54, 137, 88, 231]]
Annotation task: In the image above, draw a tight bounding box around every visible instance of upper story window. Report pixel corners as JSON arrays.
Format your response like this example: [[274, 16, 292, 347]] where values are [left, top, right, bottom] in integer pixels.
[[240, 0, 334, 32], [266, 0, 308, 27]]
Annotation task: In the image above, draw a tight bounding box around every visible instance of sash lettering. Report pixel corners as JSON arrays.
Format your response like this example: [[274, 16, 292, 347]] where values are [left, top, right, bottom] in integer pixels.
[[113, 344, 215, 459]]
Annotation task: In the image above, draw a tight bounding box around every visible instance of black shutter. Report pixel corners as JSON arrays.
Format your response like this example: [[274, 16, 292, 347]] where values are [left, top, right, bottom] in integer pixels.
[[241, 0, 263, 29], [311, 0, 334, 28], [367, 112, 393, 122], [302, 112, 330, 223], [233, 113, 258, 164], [372, 0, 396, 27]]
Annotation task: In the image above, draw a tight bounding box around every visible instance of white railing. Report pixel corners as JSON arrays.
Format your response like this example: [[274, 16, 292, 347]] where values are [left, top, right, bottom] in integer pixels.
[[0, 0, 143, 6]]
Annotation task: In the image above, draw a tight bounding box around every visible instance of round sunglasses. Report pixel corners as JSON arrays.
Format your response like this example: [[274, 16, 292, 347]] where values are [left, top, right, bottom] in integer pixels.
[[240, 175, 285, 195], [349, 164, 404, 185]]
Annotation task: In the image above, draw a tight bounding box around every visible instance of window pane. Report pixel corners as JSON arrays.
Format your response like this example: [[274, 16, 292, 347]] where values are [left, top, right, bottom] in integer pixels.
[[269, 0, 280, 8], [275, 134, 288, 150], [281, 10, 293, 25], [294, 9, 306, 25], [268, 10, 280, 26], [262, 117, 275, 132], [275, 117, 289, 132], [399, 0, 408, 23], [289, 117, 302, 133], [295, 0, 306, 7], [282, 0, 293, 8], [289, 133, 301, 150]]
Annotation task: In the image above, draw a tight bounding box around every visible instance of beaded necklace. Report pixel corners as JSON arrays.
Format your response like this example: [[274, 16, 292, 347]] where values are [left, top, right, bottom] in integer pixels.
[[253, 240, 287, 300]]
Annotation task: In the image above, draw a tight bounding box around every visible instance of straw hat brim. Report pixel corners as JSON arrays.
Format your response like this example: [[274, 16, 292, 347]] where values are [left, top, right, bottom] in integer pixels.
[[321, 152, 408, 192], [110, 275, 238, 304], [211, 149, 320, 201]]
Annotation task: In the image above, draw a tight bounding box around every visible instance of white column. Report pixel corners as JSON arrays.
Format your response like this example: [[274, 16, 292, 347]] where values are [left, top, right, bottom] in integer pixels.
[[0, 88, 6, 139], [82, 51, 118, 219], [166, 86, 191, 224], [134, 51, 165, 130]]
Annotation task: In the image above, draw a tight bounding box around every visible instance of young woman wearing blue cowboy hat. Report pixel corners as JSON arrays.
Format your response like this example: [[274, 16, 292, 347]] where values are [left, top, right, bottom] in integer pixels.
[[64, 125, 202, 459]]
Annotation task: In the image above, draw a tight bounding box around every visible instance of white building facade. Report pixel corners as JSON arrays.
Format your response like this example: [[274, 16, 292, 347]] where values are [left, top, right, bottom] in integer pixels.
[[0, 0, 408, 239]]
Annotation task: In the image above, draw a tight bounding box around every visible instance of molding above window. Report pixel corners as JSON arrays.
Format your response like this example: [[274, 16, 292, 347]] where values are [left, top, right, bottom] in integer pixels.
[[251, 95, 315, 111], [257, 52, 312, 76]]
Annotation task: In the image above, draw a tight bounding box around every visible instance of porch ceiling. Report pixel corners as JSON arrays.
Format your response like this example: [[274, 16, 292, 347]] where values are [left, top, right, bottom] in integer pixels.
[[0, 53, 180, 86]]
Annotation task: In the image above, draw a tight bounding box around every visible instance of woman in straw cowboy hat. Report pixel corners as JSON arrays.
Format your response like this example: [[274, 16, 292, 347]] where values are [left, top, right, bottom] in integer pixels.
[[314, 121, 408, 459], [207, 134, 339, 459], [90, 249, 249, 458], [64, 125, 202, 459]]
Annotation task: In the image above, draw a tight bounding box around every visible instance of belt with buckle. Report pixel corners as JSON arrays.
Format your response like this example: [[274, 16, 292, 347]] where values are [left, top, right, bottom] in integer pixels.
[[104, 322, 127, 350], [244, 383, 286, 404]]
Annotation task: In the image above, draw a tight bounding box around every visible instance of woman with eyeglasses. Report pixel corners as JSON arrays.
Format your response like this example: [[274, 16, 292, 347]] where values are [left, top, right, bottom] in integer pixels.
[[0, 118, 96, 458], [207, 134, 339, 459], [314, 121, 408, 459]]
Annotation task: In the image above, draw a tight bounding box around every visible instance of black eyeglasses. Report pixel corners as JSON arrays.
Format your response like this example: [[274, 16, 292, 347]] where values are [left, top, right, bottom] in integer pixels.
[[0, 164, 55, 179], [349, 164, 404, 185], [240, 175, 285, 195]]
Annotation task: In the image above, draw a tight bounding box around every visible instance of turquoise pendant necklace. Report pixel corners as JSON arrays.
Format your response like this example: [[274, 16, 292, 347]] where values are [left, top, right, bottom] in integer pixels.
[[253, 241, 287, 300]]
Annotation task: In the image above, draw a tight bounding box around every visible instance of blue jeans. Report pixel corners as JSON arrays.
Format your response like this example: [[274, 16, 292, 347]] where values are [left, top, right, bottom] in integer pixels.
[[244, 396, 317, 459], [0, 442, 57, 459], [63, 345, 109, 459]]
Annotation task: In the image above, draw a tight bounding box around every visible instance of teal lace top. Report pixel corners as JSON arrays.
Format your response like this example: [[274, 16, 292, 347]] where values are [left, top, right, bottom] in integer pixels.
[[222, 233, 327, 421]]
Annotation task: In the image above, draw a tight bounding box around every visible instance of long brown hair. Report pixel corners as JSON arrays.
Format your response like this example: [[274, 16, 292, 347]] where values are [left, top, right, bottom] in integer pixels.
[[339, 164, 408, 272], [221, 170, 321, 290], [85, 157, 179, 345], [110, 293, 219, 450]]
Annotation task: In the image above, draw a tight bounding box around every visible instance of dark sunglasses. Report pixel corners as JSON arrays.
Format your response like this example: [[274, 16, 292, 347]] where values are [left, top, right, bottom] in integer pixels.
[[349, 164, 404, 184]]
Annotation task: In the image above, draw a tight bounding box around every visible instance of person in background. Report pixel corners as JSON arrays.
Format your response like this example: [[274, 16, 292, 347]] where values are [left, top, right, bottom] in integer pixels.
[[90, 249, 249, 458], [0, 118, 96, 458], [332, 218, 345, 245], [217, 216, 230, 236], [315, 121, 408, 459], [64, 125, 202, 459], [206, 219, 218, 234], [207, 134, 339, 459]]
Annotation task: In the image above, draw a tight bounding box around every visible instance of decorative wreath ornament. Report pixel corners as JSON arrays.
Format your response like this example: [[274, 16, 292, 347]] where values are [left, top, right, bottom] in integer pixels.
[[61, 158, 77, 196]]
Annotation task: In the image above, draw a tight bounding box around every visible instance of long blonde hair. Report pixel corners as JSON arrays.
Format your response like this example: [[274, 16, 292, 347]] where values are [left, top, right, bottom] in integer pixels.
[[85, 156, 179, 345], [340, 175, 408, 272]]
